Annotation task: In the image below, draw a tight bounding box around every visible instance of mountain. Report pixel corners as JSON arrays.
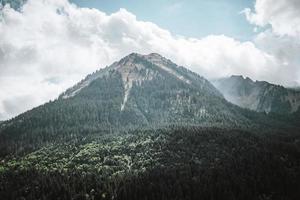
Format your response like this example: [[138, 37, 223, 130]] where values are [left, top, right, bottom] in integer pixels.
[[1, 53, 299, 156], [1, 53, 300, 200], [212, 75, 300, 114], [58, 52, 232, 127], [1, 53, 265, 155]]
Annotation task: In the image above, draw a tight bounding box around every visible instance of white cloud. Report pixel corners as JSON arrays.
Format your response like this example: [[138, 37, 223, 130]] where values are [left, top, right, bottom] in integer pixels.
[[254, 31, 300, 86], [0, 0, 298, 120], [243, 0, 300, 86], [243, 0, 300, 37]]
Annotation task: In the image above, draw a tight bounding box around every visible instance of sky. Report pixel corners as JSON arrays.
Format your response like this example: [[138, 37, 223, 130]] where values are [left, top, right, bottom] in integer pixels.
[[70, 0, 255, 41], [0, 0, 300, 120]]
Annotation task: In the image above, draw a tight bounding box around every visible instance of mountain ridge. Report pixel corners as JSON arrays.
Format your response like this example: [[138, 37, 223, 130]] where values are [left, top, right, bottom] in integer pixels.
[[212, 75, 300, 114]]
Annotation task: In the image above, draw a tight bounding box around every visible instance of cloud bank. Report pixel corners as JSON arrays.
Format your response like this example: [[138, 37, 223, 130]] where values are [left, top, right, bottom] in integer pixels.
[[244, 0, 300, 37], [244, 0, 300, 87], [0, 0, 299, 120]]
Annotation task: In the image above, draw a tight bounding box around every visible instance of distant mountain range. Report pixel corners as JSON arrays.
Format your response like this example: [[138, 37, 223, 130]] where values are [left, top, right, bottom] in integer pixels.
[[212, 75, 300, 114]]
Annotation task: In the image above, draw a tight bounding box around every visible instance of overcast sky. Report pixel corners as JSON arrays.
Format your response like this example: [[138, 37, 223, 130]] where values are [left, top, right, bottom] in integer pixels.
[[0, 0, 300, 120]]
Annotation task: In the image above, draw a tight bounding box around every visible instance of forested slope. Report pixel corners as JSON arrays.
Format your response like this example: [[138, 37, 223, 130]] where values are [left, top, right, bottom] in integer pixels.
[[1, 127, 300, 200]]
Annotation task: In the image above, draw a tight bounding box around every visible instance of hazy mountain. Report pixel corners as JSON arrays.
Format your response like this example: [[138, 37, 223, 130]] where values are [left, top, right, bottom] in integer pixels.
[[212, 75, 300, 114], [291, 87, 300, 92]]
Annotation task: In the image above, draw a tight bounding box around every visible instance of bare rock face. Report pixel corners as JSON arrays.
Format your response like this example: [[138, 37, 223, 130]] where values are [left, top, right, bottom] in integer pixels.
[[213, 75, 300, 114]]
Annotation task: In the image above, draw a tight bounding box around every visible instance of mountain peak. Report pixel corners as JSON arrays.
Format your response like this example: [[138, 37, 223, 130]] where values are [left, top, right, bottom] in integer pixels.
[[123, 52, 143, 59], [231, 75, 244, 79], [114, 52, 189, 110], [60, 53, 163, 100], [119, 52, 165, 60], [145, 52, 165, 59], [61, 53, 222, 112], [118, 52, 167, 66], [147, 52, 162, 57]]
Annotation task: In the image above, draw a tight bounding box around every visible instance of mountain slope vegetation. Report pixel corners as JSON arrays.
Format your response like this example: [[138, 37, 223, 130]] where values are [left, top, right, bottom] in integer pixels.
[[1, 127, 300, 200], [0, 53, 300, 200]]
